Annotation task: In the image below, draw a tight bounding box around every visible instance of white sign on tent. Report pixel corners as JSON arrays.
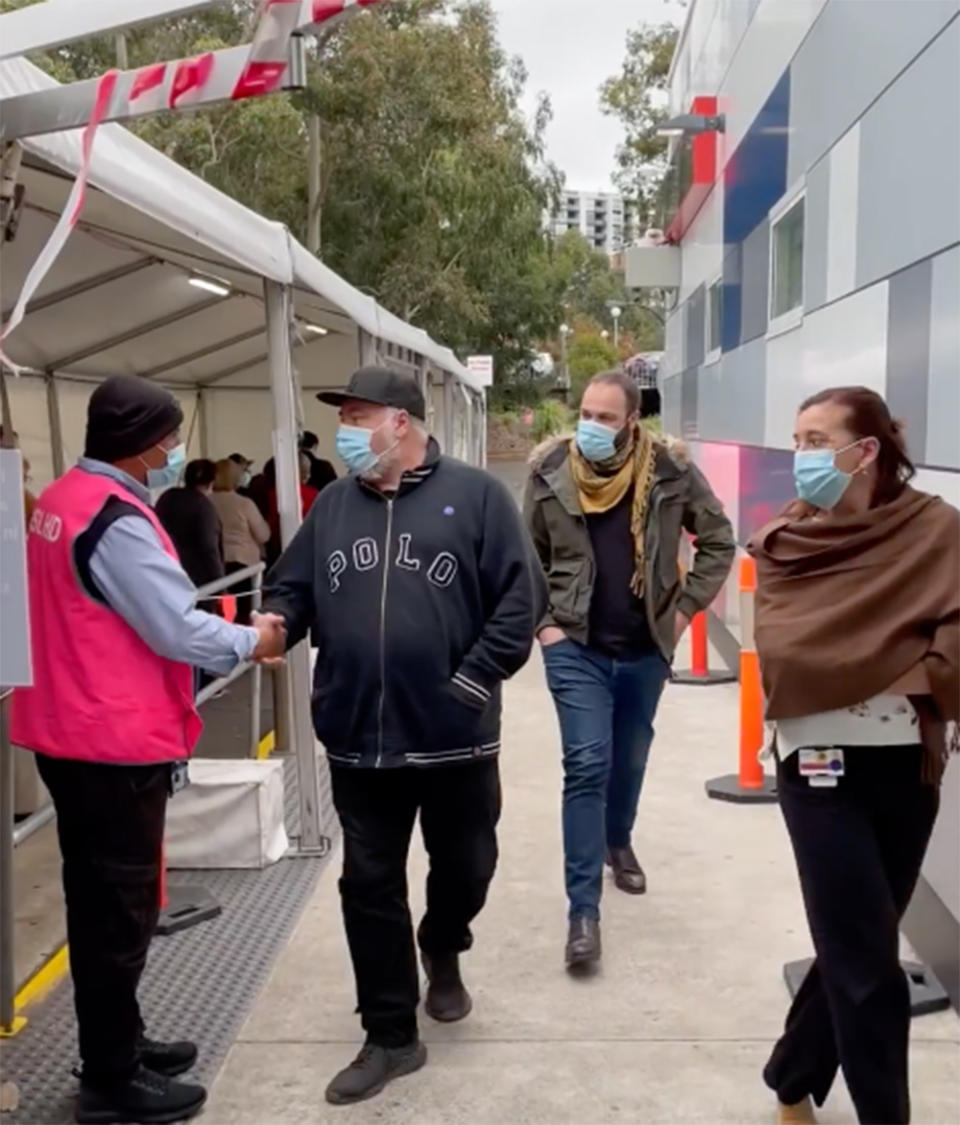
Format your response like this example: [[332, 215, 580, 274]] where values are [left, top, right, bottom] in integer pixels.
[[0, 449, 32, 687], [466, 355, 494, 387]]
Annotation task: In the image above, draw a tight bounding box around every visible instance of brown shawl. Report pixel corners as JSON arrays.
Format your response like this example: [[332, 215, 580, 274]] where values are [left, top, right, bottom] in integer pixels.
[[747, 487, 959, 781]]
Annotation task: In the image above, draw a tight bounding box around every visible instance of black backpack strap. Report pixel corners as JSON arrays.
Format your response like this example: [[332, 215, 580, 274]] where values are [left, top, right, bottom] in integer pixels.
[[74, 496, 151, 603]]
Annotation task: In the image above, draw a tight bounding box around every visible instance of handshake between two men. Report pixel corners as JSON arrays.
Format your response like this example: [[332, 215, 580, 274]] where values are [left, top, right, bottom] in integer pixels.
[[250, 611, 288, 664]]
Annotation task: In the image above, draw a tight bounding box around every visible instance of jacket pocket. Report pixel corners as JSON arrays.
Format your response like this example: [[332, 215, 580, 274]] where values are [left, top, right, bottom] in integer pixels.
[[547, 557, 590, 626], [656, 498, 684, 585]]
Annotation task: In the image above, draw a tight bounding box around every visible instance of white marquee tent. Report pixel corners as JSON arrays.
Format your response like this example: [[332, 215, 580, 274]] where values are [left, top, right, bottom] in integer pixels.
[[0, 55, 486, 489]]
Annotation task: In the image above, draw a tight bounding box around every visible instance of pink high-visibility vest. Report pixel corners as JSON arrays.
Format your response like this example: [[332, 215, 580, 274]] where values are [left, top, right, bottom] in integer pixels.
[[11, 467, 202, 764]]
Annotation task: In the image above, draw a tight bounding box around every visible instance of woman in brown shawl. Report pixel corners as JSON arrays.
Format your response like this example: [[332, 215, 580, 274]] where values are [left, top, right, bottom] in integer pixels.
[[748, 386, 958, 1125]]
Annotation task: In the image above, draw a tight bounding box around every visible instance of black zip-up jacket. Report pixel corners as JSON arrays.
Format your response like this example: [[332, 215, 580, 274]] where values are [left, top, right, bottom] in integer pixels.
[[263, 441, 545, 769]]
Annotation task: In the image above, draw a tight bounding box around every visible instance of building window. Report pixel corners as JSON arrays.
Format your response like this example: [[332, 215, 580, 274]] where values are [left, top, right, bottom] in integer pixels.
[[769, 194, 805, 327], [706, 277, 722, 362]]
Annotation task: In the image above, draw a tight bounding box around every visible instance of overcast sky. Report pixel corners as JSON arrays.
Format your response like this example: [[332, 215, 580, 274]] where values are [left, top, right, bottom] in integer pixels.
[[489, 0, 684, 194]]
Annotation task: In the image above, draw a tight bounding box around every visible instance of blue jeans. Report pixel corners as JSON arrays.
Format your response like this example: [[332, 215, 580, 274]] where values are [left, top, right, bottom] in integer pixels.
[[543, 639, 669, 920]]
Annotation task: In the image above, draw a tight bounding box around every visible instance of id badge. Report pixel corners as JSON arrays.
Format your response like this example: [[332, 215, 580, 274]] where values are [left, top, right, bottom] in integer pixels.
[[797, 748, 844, 788], [169, 760, 189, 795]]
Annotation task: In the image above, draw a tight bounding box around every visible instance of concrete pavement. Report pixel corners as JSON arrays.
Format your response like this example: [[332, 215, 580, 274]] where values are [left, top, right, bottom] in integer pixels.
[[205, 639, 960, 1124]]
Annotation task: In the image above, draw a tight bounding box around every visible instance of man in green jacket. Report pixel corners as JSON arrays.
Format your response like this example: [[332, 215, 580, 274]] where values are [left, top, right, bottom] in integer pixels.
[[524, 370, 734, 968]]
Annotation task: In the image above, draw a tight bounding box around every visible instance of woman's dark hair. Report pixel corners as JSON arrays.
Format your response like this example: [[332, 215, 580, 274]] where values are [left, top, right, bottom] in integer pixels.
[[299, 431, 318, 452], [184, 458, 217, 489], [799, 385, 915, 505], [587, 370, 641, 417]]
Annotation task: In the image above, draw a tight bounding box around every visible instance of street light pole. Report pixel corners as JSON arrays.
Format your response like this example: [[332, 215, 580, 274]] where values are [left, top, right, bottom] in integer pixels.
[[559, 322, 571, 389], [611, 305, 622, 352]]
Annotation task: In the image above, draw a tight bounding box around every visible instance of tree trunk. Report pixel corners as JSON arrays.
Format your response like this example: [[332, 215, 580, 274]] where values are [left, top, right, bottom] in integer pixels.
[[307, 112, 322, 256]]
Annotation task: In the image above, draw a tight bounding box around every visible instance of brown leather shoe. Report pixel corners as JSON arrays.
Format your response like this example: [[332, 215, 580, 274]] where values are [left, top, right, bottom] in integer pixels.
[[776, 1096, 816, 1123], [606, 845, 647, 894], [565, 916, 601, 968]]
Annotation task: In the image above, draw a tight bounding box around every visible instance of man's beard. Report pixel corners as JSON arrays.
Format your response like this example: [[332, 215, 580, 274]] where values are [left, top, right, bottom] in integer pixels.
[[360, 444, 402, 483]]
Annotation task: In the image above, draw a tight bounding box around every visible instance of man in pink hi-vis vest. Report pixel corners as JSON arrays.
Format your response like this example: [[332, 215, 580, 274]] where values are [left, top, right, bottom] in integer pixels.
[[11, 376, 286, 1125]]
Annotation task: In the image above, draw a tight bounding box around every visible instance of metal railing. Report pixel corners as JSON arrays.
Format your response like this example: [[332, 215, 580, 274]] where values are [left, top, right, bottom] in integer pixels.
[[0, 563, 266, 1033]]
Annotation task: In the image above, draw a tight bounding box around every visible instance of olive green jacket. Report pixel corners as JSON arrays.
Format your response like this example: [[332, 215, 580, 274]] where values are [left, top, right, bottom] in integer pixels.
[[522, 435, 735, 662]]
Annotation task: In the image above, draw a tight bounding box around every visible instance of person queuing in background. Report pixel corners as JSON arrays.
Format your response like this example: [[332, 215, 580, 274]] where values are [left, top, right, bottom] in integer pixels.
[[228, 452, 255, 498], [749, 387, 959, 1125], [155, 459, 224, 590], [263, 367, 544, 1107], [210, 458, 271, 626], [266, 453, 319, 568], [10, 376, 286, 1125], [524, 370, 734, 970], [299, 429, 337, 492]]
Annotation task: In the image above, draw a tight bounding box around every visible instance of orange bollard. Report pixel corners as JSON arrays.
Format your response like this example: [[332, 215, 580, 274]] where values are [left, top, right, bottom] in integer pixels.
[[704, 555, 777, 803], [673, 610, 736, 686]]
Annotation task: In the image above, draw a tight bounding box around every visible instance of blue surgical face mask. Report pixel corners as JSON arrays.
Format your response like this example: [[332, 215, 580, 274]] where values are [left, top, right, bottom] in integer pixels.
[[144, 441, 186, 491], [336, 420, 400, 477], [793, 440, 863, 509], [576, 418, 619, 463], [240, 469, 252, 488]]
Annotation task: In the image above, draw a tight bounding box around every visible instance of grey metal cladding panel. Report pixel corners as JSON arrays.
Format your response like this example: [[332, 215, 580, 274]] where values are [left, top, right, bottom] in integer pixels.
[[698, 336, 766, 445], [802, 158, 829, 312], [663, 372, 682, 436], [740, 218, 770, 343], [886, 259, 932, 461], [686, 285, 706, 368], [857, 19, 960, 289], [681, 366, 700, 439], [787, 0, 960, 184], [927, 246, 960, 469]]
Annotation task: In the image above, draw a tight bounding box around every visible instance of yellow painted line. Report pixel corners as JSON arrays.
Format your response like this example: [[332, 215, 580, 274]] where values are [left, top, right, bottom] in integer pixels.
[[1, 943, 71, 1037], [257, 730, 276, 760]]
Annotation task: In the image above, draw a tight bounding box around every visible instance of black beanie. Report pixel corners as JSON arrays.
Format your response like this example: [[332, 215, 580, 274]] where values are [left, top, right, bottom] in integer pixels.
[[84, 376, 184, 462]]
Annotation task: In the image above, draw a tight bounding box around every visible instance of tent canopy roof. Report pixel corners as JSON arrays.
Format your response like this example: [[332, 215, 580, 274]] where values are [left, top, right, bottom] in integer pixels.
[[0, 56, 482, 392]]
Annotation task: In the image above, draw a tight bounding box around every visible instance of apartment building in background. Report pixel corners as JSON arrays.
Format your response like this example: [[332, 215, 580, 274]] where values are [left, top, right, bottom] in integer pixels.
[[546, 190, 638, 256]]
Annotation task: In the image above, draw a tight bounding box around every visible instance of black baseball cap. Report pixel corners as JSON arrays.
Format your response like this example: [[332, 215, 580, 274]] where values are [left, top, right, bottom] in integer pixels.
[[317, 366, 426, 421]]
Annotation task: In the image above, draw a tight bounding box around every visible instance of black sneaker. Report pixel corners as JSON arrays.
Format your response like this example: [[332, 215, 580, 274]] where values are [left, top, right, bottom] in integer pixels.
[[139, 1036, 198, 1078], [324, 1041, 427, 1106], [76, 1066, 206, 1124], [422, 952, 473, 1022]]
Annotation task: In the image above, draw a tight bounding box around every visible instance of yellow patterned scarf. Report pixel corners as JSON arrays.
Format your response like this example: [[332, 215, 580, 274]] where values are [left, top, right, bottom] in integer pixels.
[[569, 422, 657, 595]]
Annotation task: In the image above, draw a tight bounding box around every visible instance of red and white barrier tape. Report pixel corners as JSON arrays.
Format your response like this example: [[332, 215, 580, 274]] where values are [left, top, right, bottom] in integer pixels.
[[0, 71, 118, 375], [0, 0, 384, 374], [233, 0, 304, 101], [312, 0, 382, 22]]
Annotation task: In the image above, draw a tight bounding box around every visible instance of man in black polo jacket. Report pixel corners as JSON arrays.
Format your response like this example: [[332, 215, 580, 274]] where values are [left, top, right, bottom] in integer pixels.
[[264, 367, 544, 1106]]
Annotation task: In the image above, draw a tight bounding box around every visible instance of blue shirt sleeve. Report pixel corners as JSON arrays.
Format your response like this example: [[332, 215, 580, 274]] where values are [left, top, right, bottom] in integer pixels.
[[88, 514, 259, 676]]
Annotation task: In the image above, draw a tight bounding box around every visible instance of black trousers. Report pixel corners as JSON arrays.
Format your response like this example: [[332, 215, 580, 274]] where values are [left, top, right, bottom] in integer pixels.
[[764, 746, 939, 1124], [36, 755, 169, 1083], [330, 758, 501, 1048]]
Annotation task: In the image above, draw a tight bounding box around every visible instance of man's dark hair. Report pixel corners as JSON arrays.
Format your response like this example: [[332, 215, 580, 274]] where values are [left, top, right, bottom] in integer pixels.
[[587, 370, 641, 416], [299, 431, 318, 451], [228, 452, 249, 466], [185, 458, 217, 489]]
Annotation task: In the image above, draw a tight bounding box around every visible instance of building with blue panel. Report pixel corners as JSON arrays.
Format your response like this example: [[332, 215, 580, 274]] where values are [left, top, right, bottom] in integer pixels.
[[654, 0, 960, 1010]]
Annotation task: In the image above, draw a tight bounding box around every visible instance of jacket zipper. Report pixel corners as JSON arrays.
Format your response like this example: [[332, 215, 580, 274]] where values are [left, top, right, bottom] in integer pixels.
[[375, 498, 394, 768]]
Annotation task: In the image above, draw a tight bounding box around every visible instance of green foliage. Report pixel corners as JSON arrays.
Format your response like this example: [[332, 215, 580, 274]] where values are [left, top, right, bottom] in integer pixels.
[[7, 0, 563, 385], [599, 23, 679, 228], [567, 330, 619, 404], [531, 398, 572, 443]]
